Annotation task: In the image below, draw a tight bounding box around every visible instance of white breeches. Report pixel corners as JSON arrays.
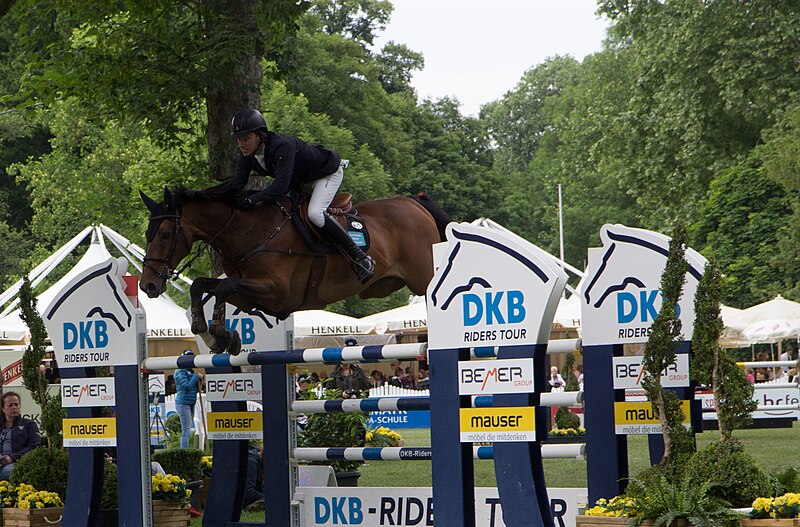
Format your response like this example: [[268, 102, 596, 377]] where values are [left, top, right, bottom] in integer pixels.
[[307, 166, 344, 228]]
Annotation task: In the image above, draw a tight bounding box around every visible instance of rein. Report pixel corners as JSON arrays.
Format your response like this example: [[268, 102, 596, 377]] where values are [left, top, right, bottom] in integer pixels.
[[222, 200, 324, 268]]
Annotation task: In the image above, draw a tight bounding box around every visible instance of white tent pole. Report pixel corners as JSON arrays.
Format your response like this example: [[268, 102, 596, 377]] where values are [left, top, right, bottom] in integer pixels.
[[0, 226, 94, 311]]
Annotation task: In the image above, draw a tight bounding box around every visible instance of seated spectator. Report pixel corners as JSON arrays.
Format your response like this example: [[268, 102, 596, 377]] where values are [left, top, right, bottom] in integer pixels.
[[416, 368, 430, 390], [243, 444, 264, 510], [330, 363, 370, 397], [745, 368, 755, 383], [0, 391, 41, 481], [548, 366, 566, 392], [369, 370, 387, 387]]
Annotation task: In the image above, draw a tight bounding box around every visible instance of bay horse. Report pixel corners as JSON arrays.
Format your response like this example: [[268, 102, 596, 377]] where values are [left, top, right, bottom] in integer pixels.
[[139, 186, 450, 354]]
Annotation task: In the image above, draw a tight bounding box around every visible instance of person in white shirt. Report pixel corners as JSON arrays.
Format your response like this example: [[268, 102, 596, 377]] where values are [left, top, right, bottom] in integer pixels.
[[548, 366, 566, 392]]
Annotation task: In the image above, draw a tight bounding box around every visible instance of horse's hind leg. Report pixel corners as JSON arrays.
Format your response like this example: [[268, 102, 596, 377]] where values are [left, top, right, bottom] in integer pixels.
[[208, 279, 244, 356]]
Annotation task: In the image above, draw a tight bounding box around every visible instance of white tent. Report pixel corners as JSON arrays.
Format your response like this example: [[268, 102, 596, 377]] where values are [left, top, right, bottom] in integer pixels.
[[736, 295, 800, 344], [293, 310, 375, 336], [719, 305, 751, 348], [359, 297, 427, 334], [0, 226, 194, 349]]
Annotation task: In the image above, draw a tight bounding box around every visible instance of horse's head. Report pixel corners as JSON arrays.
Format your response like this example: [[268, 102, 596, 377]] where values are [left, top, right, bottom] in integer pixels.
[[139, 187, 193, 298]]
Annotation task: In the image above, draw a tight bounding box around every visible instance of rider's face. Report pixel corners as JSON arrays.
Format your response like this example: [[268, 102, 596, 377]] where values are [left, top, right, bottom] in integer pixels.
[[236, 132, 263, 157]]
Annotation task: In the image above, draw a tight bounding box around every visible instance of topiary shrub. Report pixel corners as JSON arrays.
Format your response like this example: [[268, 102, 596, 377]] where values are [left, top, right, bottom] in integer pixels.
[[686, 439, 772, 507], [102, 459, 118, 509], [554, 406, 581, 430], [152, 448, 204, 481], [9, 447, 69, 499]]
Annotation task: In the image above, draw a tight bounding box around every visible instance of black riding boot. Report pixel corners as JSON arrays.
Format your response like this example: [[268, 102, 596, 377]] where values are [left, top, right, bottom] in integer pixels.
[[321, 215, 375, 284]]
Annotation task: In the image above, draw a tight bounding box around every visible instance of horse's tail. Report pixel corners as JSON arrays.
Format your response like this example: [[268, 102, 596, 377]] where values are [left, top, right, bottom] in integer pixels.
[[411, 193, 452, 242]]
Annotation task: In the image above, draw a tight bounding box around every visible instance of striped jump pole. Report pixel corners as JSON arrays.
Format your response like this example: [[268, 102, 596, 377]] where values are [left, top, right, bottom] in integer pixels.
[[142, 342, 428, 371], [292, 444, 585, 462], [291, 391, 583, 414]]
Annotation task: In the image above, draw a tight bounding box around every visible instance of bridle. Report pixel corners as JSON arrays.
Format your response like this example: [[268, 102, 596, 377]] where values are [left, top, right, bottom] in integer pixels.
[[143, 208, 236, 282]]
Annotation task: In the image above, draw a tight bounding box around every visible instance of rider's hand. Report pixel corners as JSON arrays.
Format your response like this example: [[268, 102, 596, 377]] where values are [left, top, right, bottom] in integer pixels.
[[235, 195, 255, 208]]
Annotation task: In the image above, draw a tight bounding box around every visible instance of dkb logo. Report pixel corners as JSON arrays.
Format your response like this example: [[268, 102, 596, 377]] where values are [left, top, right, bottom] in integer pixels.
[[63, 320, 109, 350], [207, 318, 255, 345], [616, 290, 681, 323], [462, 290, 526, 326]]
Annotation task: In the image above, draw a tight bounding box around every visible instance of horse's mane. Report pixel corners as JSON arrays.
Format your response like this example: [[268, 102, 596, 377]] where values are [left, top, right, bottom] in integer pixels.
[[172, 182, 237, 208]]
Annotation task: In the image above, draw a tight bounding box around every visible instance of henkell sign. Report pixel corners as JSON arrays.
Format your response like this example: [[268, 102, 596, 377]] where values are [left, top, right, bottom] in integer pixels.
[[44, 257, 141, 368], [426, 223, 567, 350], [580, 224, 707, 346]]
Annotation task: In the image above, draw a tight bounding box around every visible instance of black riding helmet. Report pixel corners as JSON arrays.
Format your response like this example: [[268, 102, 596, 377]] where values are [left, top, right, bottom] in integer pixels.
[[231, 109, 268, 137]]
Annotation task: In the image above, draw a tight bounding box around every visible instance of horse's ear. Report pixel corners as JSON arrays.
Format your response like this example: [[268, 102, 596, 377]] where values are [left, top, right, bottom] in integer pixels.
[[163, 186, 173, 205], [139, 190, 159, 214]]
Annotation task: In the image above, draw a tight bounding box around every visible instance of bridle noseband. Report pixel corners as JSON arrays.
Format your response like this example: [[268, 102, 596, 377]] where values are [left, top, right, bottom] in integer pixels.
[[143, 213, 188, 283]]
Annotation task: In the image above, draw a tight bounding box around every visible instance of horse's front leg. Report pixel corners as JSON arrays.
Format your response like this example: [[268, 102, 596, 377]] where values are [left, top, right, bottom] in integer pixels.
[[210, 276, 283, 355], [189, 277, 222, 334]]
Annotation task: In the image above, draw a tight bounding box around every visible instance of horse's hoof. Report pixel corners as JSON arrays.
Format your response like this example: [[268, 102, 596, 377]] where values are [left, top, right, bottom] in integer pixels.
[[191, 319, 208, 335], [199, 332, 219, 353], [227, 331, 242, 356]]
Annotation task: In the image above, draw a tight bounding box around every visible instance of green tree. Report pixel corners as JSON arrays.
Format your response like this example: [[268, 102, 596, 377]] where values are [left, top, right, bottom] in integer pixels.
[[691, 258, 755, 442], [692, 153, 793, 308], [641, 225, 692, 466], [18, 276, 63, 450], [4, 0, 306, 181], [597, 0, 800, 226]]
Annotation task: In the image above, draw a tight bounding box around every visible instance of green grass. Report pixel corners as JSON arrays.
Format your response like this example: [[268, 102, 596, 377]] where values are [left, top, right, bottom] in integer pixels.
[[189, 424, 800, 525]]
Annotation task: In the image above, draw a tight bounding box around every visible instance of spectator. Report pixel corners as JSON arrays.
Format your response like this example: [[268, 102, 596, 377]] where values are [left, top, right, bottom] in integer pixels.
[[165, 375, 177, 396], [330, 363, 370, 397], [416, 368, 430, 390], [0, 391, 41, 481], [745, 368, 755, 383], [779, 346, 795, 376], [242, 444, 264, 510], [548, 366, 566, 392], [296, 374, 312, 397], [574, 365, 584, 391], [369, 370, 387, 388], [174, 350, 203, 449]]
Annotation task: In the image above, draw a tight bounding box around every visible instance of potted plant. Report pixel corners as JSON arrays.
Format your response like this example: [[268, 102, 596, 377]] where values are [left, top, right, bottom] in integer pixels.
[[578, 472, 742, 527], [3, 483, 64, 526], [743, 493, 800, 527], [151, 473, 191, 526], [297, 387, 366, 486], [365, 426, 403, 447]]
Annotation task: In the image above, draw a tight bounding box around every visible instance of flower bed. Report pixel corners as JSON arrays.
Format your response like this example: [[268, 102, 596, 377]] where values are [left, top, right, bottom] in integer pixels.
[[745, 493, 800, 526]]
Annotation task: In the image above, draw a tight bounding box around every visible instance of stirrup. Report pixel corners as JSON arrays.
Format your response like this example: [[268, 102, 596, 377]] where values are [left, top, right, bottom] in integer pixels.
[[352, 256, 375, 284]]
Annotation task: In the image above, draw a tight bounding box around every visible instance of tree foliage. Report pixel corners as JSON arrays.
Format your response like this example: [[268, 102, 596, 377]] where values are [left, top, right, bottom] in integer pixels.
[[692, 258, 755, 442], [641, 225, 692, 466]]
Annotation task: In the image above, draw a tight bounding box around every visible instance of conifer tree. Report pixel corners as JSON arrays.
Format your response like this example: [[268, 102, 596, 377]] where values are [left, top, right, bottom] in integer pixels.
[[18, 276, 63, 450], [641, 225, 693, 465], [692, 258, 756, 441]]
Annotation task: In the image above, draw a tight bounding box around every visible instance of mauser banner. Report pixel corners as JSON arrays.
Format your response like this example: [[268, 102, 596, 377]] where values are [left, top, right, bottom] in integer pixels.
[[614, 400, 691, 435], [459, 406, 536, 442], [206, 411, 263, 440], [63, 417, 117, 447]]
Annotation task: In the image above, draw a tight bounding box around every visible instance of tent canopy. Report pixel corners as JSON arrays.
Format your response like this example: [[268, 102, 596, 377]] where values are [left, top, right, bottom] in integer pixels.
[[0, 226, 192, 344]]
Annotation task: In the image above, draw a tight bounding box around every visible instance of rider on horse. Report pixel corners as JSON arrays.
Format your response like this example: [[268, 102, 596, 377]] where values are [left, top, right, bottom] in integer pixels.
[[229, 108, 375, 284]]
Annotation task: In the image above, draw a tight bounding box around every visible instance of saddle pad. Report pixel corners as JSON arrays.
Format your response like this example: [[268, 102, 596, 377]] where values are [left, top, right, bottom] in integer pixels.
[[345, 216, 369, 249]]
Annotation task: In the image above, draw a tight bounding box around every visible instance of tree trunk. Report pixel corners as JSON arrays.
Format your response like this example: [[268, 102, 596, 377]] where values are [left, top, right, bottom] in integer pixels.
[[203, 0, 264, 183], [0, 0, 16, 18], [654, 391, 671, 463]]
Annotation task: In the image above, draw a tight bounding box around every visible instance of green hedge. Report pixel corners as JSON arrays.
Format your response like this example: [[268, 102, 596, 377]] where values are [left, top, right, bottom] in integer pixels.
[[152, 447, 204, 482]]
